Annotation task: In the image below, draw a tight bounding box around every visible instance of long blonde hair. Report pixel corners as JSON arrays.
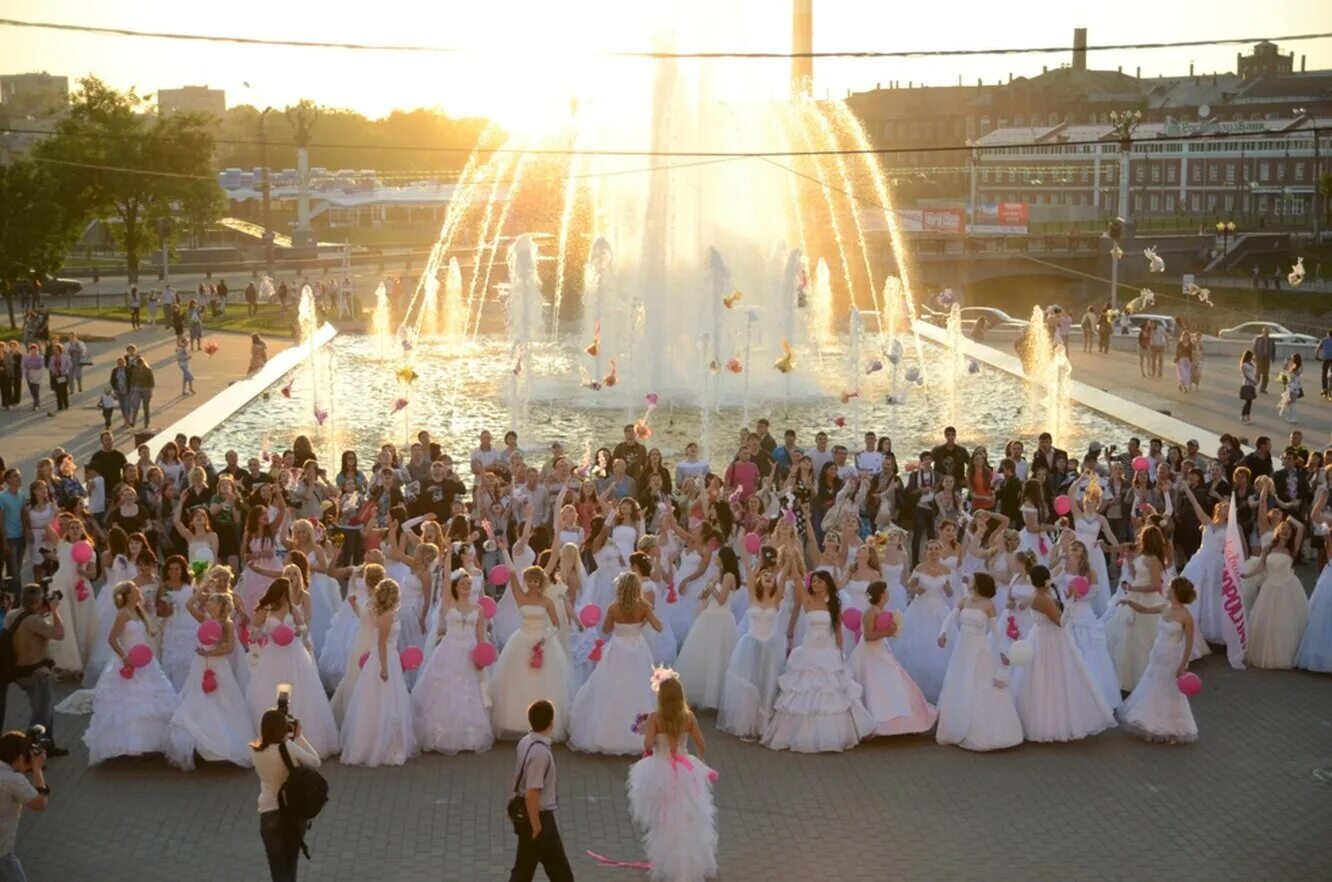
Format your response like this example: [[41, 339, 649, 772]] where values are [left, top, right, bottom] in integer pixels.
[[112, 580, 154, 635], [211, 591, 235, 623], [371, 579, 400, 616], [615, 571, 641, 615], [656, 677, 689, 742]]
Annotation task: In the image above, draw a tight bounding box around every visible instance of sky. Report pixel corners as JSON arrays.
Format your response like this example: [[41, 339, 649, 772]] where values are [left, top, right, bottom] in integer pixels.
[[1, 0, 1330, 124]]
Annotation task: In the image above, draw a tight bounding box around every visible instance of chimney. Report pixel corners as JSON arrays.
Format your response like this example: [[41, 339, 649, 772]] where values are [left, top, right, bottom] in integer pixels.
[[790, 0, 813, 98], [1073, 28, 1088, 72]]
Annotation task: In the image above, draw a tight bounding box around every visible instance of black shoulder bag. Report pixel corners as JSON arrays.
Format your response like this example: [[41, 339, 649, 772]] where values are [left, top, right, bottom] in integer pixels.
[[506, 742, 543, 836]]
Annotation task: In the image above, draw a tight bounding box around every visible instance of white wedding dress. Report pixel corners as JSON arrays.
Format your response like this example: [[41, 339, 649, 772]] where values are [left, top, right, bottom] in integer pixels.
[[897, 572, 955, 703], [340, 620, 419, 767], [675, 588, 739, 710], [716, 606, 785, 740], [848, 622, 937, 737], [1247, 551, 1309, 669], [1013, 612, 1116, 742], [489, 605, 576, 740], [935, 608, 1023, 752], [762, 610, 873, 753], [412, 607, 495, 754], [83, 619, 178, 764], [1103, 558, 1166, 691], [569, 621, 658, 755], [1118, 619, 1198, 742], [246, 613, 339, 758], [165, 626, 256, 769], [627, 733, 718, 882], [160, 587, 200, 693]]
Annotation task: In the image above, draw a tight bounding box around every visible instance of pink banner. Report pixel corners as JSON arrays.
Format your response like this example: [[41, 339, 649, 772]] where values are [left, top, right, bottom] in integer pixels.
[[1219, 494, 1248, 668]]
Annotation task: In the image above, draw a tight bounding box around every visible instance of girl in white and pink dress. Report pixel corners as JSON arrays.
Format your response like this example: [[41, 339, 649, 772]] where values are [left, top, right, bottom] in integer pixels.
[[1103, 526, 1169, 691], [1012, 566, 1116, 743], [631, 547, 676, 665], [626, 676, 718, 882], [1247, 519, 1309, 669], [1053, 539, 1121, 711], [245, 577, 339, 758], [288, 520, 341, 656], [935, 573, 1023, 752], [1017, 481, 1053, 567], [897, 540, 957, 704], [569, 572, 663, 755], [49, 516, 97, 675], [412, 569, 495, 755], [83, 582, 177, 764], [166, 592, 255, 769], [848, 581, 937, 737], [158, 556, 203, 692], [341, 579, 419, 767], [762, 570, 873, 753], [839, 544, 882, 657], [330, 562, 386, 725], [85, 528, 136, 688], [1118, 577, 1199, 743], [717, 565, 785, 740]]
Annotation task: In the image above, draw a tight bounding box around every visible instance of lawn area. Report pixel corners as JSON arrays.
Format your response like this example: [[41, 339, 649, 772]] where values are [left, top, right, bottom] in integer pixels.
[[50, 304, 298, 338]]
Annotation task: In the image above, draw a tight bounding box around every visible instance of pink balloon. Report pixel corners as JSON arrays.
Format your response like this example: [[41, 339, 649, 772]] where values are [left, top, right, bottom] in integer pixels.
[[489, 565, 511, 587], [358, 651, 370, 669], [478, 596, 498, 620], [197, 620, 223, 646], [579, 604, 602, 628], [71, 540, 94, 565], [1068, 576, 1090, 599], [270, 623, 295, 647], [471, 642, 498, 668], [400, 646, 424, 671], [119, 664, 135, 679], [874, 611, 895, 634], [127, 643, 153, 668], [1132, 456, 1151, 473], [707, 768, 719, 783], [1177, 672, 1202, 696], [743, 532, 762, 555], [1053, 495, 1073, 517], [841, 608, 863, 633]]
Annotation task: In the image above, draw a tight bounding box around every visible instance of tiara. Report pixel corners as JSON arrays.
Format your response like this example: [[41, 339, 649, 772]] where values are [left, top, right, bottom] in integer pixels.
[[649, 665, 679, 692]]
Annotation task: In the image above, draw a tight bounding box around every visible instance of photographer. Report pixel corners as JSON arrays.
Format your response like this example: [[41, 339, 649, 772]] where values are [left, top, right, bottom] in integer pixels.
[[252, 706, 321, 882], [0, 730, 50, 881], [0, 586, 66, 757]]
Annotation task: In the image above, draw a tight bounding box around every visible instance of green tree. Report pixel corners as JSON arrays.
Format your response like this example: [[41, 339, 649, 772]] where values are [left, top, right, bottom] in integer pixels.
[[0, 160, 87, 328], [36, 77, 225, 282]]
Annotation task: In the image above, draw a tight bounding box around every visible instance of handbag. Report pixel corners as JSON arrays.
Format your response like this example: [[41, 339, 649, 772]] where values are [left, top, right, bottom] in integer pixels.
[[506, 742, 542, 836], [1239, 384, 1256, 401]]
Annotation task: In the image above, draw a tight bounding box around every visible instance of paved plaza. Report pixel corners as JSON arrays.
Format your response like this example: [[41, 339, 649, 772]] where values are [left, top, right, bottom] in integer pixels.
[[5, 653, 1328, 881]]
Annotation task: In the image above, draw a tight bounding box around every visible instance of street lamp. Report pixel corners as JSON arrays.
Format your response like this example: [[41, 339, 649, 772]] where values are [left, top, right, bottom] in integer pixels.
[[258, 107, 275, 280], [1105, 110, 1141, 311], [1215, 220, 1236, 254]]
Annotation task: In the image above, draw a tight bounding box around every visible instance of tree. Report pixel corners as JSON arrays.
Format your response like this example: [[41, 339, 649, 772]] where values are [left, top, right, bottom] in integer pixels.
[[0, 161, 87, 328], [36, 77, 225, 282]]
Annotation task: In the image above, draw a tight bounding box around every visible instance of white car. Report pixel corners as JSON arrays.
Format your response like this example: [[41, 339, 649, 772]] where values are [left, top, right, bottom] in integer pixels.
[[1118, 313, 1178, 338], [959, 307, 1029, 332], [1218, 322, 1318, 346]]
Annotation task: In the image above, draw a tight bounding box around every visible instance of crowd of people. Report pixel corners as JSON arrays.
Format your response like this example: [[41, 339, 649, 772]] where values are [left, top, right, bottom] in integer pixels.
[[0, 413, 1329, 878]]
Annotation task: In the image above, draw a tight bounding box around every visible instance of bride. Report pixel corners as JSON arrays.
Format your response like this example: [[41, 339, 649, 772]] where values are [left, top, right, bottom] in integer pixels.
[[626, 671, 718, 882]]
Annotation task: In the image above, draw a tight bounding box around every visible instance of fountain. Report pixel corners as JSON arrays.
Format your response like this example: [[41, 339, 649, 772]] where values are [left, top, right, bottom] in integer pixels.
[[441, 258, 466, 341], [1022, 306, 1074, 436], [370, 283, 392, 361], [943, 303, 966, 429], [808, 258, 835, 352]]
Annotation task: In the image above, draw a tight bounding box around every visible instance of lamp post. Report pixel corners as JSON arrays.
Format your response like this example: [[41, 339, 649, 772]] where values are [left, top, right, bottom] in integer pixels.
[[1106, 110, 1141, 312], [965, 138, 979, 230], [1215, 220, 1236, 254], [258, 106, 275, 280]]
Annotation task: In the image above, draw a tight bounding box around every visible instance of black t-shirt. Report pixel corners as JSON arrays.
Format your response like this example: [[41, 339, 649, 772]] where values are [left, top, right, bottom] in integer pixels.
[[240, 471, 274, 495], [930, 444, 968, 484], [411, 474, 467, 520], [88, 449, 127, 486], [612, 441, 648, 474]]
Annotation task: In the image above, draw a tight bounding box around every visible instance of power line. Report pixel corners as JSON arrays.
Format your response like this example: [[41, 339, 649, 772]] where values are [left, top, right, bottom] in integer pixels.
[[2, 18, 1330, 60], [3, 123, 1321, 160]]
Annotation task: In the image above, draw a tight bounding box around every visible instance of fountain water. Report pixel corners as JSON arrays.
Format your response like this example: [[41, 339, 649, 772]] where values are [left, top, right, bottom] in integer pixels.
[[1022, 306, 1074, 437], [441, 258, 466, 341], [943, 303, 966, 428], [808, 257, 834, 351], [370, 283, 392, 361]]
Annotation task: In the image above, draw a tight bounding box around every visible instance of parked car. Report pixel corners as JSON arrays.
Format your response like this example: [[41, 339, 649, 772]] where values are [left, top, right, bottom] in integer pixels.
[[1118, 313, 1178, 338], [7, 276, 83, 299], [1217, 321, 1318, 347], [959, 307, 1029, 333]]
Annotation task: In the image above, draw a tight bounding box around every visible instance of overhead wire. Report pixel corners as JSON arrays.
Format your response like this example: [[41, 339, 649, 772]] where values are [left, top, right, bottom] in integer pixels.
[[2, 18, 1330, 60]]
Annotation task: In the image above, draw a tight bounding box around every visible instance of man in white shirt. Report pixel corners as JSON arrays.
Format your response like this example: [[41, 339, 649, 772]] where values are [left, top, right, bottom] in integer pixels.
[[0, 731, 50, 881], [674, 442, 710, 487], [833, 445, 857, 481], [471, 430, 503, 479], [807, 431, 833, 477], [854, 432, 883, 475]]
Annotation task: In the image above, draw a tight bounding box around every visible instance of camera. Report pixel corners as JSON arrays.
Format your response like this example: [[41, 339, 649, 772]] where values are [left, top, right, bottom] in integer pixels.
[[275, 684, 297, 735], [26, 725, 47, 755], [37, 576, 62, 606]]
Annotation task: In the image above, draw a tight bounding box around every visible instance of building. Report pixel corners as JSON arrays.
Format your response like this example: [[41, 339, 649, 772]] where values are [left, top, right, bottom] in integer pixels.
[[0, 72, 68, 117], [157, 85, 226, 118], [970, 115, 1328, 224], [845, 32, 1332, 208]]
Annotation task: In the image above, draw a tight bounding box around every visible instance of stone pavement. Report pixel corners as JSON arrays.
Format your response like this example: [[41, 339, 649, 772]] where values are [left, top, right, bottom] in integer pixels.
[[1063, 344, 1330, 446], [5, 654, 1329, 881], [0, 316, 289, 480]]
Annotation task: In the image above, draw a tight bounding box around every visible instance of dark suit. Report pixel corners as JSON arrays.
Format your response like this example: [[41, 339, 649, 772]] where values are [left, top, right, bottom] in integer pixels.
[[1030, 446, 1067, 477], [1252, 334, 1276, 392], [1272, 467, 1309, 516], [1238, 452, 1272, 481], [906, 468, 939, 566]]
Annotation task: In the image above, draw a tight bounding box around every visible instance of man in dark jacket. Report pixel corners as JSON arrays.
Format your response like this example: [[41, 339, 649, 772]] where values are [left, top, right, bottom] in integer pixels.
[[129, 357, 155, 429]]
